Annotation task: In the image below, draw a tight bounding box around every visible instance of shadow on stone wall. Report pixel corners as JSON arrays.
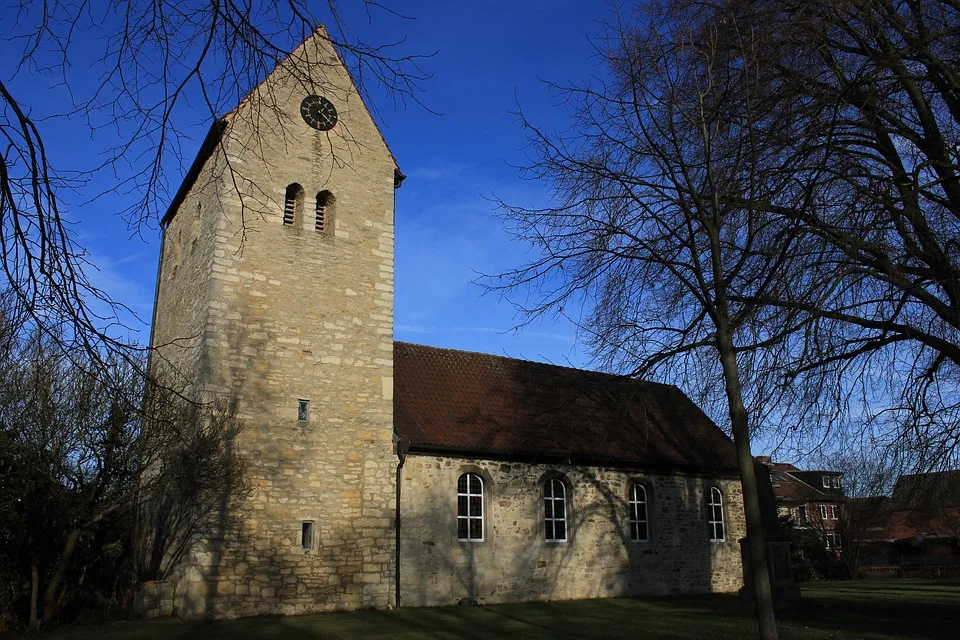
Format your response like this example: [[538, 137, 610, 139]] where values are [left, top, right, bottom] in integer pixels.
[[399, 459, 729, 608]]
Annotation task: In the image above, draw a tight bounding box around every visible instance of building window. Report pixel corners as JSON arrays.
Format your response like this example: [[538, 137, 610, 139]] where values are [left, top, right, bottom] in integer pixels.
[[298, 399, 309, 422], [832, 476, 841, 489], [283, 183, 304, 226], [830, 504, 839, 520], [316, 190, 334, 233], [819, 504, 828, 520], [301, 521, 314, 550], [822, 475, 831, 488], [457, 473, 484, 541], [825, 532, 842, 551], [629, 484, 649, 542], [544, 478, 567, 542], [707, 487, 725, 542], [797, 504, 807, 524]]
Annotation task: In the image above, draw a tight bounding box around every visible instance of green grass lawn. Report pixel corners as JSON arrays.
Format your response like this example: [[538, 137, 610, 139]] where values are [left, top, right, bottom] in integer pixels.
[[46, 579, 960, 640]]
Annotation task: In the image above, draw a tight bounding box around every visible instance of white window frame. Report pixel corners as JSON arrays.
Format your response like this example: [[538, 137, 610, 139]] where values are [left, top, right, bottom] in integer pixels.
[[457, 473, 484, 542], [822, 475, 831, 488], [544, 478, 568, 542], [832, 476, 841, 489], [830, 504, 838, 520], [819, 504, 828, 519], [708, 487, 725, 542], [824, 532, 841, 551], [629, 484, 650, 542]]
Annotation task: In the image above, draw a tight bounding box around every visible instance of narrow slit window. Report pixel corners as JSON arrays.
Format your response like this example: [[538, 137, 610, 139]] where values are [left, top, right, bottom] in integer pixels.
[[298, 399, 309, 422], [544, 478, 567, 542], [316, 190, 334, 233], [192, 202, 201, 243], [301, 521, 314, 550], [708, 487, 725, 542], [284, 183, 304, 226], [457, 473, 484, 541], [629, 484, 649, 542]]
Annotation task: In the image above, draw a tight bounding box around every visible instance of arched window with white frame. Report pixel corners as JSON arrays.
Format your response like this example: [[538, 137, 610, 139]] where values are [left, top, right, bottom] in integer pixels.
[[629, 483, 650, 542], [457, 473, 484, 541], [544, 478, 568, 541], [707, 486, 725, 542]]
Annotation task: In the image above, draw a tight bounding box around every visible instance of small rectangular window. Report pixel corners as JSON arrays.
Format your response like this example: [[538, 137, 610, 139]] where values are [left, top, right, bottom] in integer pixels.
[[301, 521, 314, 550], [830, 504, 838, 520], [833, 477, 841, 489], [819, 504, 828, 519], [797, 505, 807, 524], [822, 475, 831, 488], [298, 399, 309, 422]]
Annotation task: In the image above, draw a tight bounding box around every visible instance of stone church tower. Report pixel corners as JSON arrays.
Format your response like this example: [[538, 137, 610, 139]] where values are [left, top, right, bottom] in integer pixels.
[[150, 28, 399, 618]]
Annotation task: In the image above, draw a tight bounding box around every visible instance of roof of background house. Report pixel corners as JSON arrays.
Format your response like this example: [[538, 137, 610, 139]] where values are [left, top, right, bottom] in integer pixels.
[[763, 462, 843, 503], [890, 470, 960, 510], [393, 342, 739, 475]]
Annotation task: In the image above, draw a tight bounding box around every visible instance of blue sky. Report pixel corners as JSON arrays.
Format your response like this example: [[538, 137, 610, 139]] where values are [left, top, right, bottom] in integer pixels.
[[3, 0, 806, 456], [377, 1, 606, 367], [4, 0, 608, 365]]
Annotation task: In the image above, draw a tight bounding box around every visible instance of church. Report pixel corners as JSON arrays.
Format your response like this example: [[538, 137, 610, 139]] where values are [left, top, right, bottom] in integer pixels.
[[148, 28, 747, 619]]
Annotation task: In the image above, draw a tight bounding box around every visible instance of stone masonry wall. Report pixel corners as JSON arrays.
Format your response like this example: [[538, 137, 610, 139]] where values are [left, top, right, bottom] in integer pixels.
[[399, 454, 745, 607], [151, 30, 397, 619]]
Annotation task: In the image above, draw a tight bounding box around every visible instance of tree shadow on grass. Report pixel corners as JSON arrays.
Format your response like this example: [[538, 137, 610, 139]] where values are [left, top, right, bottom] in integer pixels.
[[49, 582, 960, 640], [778, 581, 960, 640]]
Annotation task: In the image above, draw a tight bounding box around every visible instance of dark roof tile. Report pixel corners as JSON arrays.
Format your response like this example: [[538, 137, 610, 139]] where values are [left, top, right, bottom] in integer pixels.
[[394, 342, 738, 474]]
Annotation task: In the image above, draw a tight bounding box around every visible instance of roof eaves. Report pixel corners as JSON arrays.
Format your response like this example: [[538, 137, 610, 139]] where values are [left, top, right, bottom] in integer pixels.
[[161, 119, 227, 228], [405, 442, 740, 477]]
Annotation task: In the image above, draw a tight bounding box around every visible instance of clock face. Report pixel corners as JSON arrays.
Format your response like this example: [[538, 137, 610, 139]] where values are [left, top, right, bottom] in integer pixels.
[[300, 95, 338, 131]]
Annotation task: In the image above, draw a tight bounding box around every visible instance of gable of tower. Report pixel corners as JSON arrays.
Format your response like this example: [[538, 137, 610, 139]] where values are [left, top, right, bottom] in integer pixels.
[[160, 26, 402, 231]]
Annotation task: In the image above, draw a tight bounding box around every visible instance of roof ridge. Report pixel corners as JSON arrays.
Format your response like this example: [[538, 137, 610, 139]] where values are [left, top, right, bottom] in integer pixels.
[[393, 340, 676, 388]]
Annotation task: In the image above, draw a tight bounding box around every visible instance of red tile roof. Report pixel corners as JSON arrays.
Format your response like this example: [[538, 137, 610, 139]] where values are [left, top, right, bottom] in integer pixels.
[[394, 342, 739, 474]]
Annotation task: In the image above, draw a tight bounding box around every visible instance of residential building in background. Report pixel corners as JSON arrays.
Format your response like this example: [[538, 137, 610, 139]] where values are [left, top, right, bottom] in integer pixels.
[[854, 470, 960, 572], [758, 458, 845, 551]]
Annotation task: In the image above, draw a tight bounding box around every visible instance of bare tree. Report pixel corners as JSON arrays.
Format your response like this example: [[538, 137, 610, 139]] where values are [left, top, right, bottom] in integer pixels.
[[0, 311, 246, 630], [1, 1, 429, 367], [487, 3, 824, 637], [714, 0, 960, 470]]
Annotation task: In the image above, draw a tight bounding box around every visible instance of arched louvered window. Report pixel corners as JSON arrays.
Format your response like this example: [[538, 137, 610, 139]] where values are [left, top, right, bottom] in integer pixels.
[[708, 486, 725, 542], [315, 190, 334, 233], [283, 183, 304, 226], [544, 478, 568, 541], [457, 473, 484, 541], [629, 484, 650, 542]]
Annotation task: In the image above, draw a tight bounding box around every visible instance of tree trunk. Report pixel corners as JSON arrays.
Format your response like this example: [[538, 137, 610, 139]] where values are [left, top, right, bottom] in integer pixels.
[[41, 527, 81, 628], [717, 329, 779, 640], [29, 560, 39, 630]]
